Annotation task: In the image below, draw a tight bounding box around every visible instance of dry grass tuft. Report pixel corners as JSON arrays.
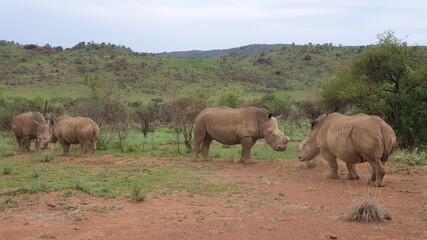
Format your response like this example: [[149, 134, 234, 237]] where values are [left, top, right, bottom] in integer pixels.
[[346, 201, 383, 222]]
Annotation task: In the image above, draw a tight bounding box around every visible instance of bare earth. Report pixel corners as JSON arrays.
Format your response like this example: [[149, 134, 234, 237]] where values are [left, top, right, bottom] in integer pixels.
[[1, 156, 426, 240]]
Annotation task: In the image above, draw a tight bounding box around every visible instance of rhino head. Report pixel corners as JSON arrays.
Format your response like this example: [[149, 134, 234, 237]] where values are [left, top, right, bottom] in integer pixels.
[[34, 120, 50, 150], [297, 139, 320, 161], [262, 114, 290, 151], [297, 117, 323, 161]]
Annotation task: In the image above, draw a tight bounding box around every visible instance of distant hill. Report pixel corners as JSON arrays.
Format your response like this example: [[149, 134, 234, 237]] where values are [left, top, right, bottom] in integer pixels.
[[0, 40, 380, 103], [155, 44, 291, 58]]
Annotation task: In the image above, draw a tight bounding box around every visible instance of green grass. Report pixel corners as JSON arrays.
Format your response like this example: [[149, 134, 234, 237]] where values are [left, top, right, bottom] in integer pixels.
[[0, 149, 243, 200]]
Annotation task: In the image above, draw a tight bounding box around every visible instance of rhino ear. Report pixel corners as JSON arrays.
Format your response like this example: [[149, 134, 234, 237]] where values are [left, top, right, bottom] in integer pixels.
[[310, 120, 318, 129], [276, 114, 283, 120], [268, 113, 272, 119]]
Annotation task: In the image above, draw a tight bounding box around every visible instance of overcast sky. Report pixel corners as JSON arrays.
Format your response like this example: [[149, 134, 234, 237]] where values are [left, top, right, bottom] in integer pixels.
[[1, 0, 426, 53]]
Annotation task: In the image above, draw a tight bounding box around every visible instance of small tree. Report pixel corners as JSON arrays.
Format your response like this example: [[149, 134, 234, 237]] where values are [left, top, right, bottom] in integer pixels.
[[130, 101, 160, 138], [297, 98, 322, 121], [254, 93, 294, 116], [218, 92, 240, 108], [167, 96, 207, 152]]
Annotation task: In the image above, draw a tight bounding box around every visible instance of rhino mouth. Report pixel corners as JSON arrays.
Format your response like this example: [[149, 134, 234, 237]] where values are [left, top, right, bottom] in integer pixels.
[[275, 146, 286, 151], [298, 156, 311, 162]]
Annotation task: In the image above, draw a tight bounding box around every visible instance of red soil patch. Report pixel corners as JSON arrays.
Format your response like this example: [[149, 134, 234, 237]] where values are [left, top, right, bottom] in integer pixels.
[[1, 157, 426, 240]]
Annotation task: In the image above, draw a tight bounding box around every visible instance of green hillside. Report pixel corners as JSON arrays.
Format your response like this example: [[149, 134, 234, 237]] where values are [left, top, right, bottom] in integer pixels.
[[155, 44, 291, 58], [0, 41, 363, 102]]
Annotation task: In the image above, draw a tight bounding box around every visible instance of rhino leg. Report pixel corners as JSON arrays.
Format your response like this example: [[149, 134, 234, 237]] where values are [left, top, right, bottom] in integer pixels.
[[240, 137, 255, 165], [80, 140, 89, 155], [322, 151, 340, 179], [58, 139, 70, 156], [346, 163, 360, 180], [22, 135, 32, 152], [35, 140, 39, 150], [193, 128, 205, 162], [92, 140, 97, 155], [368, 159, 385, 187], [15, 135, 24, 151], [201, 136, 213, 161]]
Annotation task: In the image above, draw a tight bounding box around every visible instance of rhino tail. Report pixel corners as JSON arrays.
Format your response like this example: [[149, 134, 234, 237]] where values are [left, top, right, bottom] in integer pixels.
[[380, 125, 397, 162], [92, 124, 101, 140]]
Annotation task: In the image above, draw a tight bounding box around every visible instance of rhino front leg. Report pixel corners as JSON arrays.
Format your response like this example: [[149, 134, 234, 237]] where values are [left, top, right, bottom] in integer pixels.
[[58, 139, 70, 156], [240, 137, 255, 165], [35, 139, 40, 151], [321, 151, 340, 179], [346, 163, 360, 180], [22, 135, 32, 152], [15, 135, 23, 151]]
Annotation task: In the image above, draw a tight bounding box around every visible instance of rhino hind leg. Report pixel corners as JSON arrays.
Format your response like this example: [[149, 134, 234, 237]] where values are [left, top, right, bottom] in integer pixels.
[[201, 136, 213, 161], [368, 159, 386, 187], [92, 140, 97, 155], [80, 142, 88, 155], [192, 126, 206, 162], [346, 163, 360, 180]]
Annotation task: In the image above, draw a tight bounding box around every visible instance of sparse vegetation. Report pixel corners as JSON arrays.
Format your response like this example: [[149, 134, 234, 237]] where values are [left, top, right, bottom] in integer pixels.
[[40, 232, 57, 239], [346, 201, 384, 222], [131, 181, 147, 202], [389, 148, 427, 166], [41, 152, 53, 162]]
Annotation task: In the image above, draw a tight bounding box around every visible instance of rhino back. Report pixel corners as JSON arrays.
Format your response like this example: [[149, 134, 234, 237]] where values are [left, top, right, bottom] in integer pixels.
[[199, 107, 261, 144], [12, 111, 45, 137], [54, 117, 100, 143], [75, 118, 100, 141], [317, 114, 395, 162], [53, 118, 79, 144]]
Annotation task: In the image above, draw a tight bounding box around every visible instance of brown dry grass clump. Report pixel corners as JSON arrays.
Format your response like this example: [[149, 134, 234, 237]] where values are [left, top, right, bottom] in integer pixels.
[[346, 201, 384, 222]]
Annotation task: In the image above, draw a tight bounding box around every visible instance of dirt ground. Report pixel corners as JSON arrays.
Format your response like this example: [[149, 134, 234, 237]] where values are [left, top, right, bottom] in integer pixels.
[[1, 156, 426, 240]]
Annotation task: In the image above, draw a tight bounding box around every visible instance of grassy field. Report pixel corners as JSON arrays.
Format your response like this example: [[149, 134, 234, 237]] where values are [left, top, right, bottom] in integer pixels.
[[0, 119, 308, 203], [1, 119, 425, 206]]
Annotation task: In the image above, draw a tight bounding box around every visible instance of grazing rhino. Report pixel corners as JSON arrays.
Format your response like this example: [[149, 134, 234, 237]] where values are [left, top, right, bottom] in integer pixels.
[[50, 116, 100, 155], [297, 112, 396, 187], [193, 107, 290, 164], [11, 111, 50, 151]]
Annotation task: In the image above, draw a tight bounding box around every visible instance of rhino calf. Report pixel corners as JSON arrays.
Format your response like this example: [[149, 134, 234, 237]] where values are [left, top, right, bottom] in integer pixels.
[[50, 116, 100, 156], [193, 107, 290, 164], [11, 111, 50, 151], [297, 112, 396, 187]]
